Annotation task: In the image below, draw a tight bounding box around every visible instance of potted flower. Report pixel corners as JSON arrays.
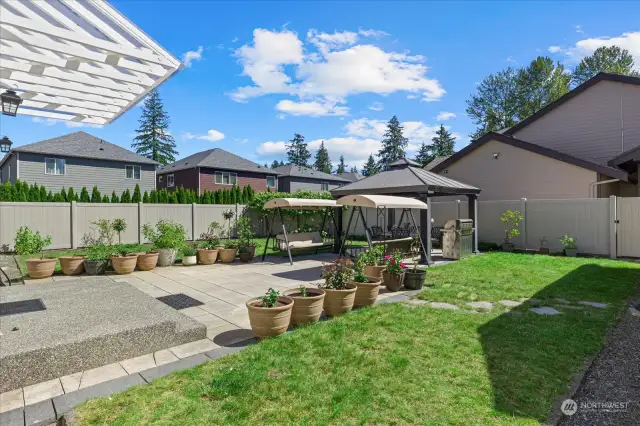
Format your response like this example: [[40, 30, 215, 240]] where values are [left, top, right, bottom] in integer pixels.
[[136, 250, 159, 271], [236, 217, 257, 258], [218, 240, 238, 263], [142, 220, 186, 267], [500, 209, 523, 252], [14, 226, 56, 279], [238, 244, 252, 263], [360, 245, 386, 280], [246, 288, 293, 338], [351, 258, 382, 308], [59, 254, 86, 276], [198, 222, 221, 264], [560, 235, 578, 257], [320, 258, 358, 317], [110, 245, 138, 275], [539, 236, 550, 255], [382, 250, 406, 292], [182, 245, 197, 266], [84, 244, 109, 276], [283, 285, 326, 325], [403, 259, 426, 290]]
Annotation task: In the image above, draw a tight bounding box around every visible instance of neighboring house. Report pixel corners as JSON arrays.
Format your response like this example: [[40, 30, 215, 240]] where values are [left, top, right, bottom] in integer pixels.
[[157, 148, 278, 194], [424, 156, 450, 171], [338, 171, 365, 182], [272, 165, 351, 192], [0, 131, 158, 194], [431, 73, 640, 200]]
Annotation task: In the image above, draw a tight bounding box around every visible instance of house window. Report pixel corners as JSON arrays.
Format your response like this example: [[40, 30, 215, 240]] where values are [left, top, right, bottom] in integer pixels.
[[45, 157, 65, 175], [266, 176, 276, 189], [158, 175, 163, 182], [321, 182, 329, 191], [125, 165, 141, 180], [167, 174, 175, 187], [214, 171, 237, 185]]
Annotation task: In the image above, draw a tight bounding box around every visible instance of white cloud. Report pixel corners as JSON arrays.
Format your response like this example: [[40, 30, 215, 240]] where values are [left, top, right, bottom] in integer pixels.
[[182, 46, 204, 68], [232, 37, 239, 43], [31, 117, 102, 128], [575, 25, 584, 35], [307, 29, 359, 54], [368, 102, 384, 111], [183, 129, 225, 142], [436, 111, 456, 121], [345, 117, 441, 144], [358, 28, 389, 38], [548, 46, 562, 53], [506, 56, 517, 64], [550, 31, 640, 69], [275, 99, 349, 117], [257, 140, 286, 155]]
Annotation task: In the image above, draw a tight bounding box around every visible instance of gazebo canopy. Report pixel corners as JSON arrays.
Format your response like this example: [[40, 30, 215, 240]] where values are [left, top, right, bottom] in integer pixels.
[[263, 198, 337, 210], [336, 194, 428, 210]]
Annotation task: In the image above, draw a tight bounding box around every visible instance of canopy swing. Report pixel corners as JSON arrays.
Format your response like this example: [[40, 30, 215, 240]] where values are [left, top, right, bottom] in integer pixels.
[[261, 198, 340, 265], [336, 195, 430, 264]]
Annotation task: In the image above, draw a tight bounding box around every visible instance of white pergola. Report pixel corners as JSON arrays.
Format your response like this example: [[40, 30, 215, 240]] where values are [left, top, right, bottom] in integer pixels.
[[0, 0, 182, 125]]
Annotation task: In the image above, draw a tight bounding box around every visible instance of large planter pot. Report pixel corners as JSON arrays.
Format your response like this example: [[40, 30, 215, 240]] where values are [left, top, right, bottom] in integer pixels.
[[156, 249, 177, 267], [182, 255, 197, 266], [218, 248, 237, 263], [363, 265, 386, 281], [382, 271, 405, 292], [59, 256, 85, 276], [84, 259, 107, 276], [198, 249, 218, 265], [352, 277, 382, 308], [239, 251, 252, 263], [323, 283, 357, 317], [137, 252, 159, 271], [111, 255, 138, 275], [403, 269, 426, 290], [501, 243, 515, 252], [564, 248, 578, 257], [283, 288, 326, 325], [246, 296, 294, 338], [25, 258, 57, 279]]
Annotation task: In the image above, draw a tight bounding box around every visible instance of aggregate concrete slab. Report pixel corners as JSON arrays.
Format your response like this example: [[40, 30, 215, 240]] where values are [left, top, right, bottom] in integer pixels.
[[23, 400, 55, 426], [0, 408, 23, 426], [0, 279, 206, 393]]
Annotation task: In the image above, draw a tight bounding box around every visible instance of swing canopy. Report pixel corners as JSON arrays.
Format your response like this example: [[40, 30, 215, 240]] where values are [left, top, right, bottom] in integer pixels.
[[336, 195, 428, 210], [264, 198, 338, 210]]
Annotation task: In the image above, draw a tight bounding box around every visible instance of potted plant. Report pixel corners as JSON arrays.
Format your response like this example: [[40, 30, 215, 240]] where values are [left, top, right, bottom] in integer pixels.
[[218, 240, 238, 263], [403, 259, 426, 290], [238, 244, 252, 263], [560, 235, 578, 257], [359, 245, 386, 280], [382, 250, 406, 292], [142, 220, 186, 267], [84, 244, 109, 276], [182, 245, 197, 266], [112, 218, 127, 244], [198, 222, 221, 264], [283, 285, 326, 325], [59, 254, 86, 276], [351, 258, 382, 308], [539, 236, 550, 254], [15, 226, 56, 279], [320, 258, 358, 317], [246, 288, 293, 338], [110, 245, 138, 275], [222, 208, 235, 239], [500, 209, 523, 252], [236, 217, 257, 258], [136, 250, 159, 271]]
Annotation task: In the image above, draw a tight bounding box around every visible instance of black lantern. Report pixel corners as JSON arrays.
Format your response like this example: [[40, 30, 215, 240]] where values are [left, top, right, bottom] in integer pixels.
[[0, 136, 12, 153], [1, 90, 22, 117]]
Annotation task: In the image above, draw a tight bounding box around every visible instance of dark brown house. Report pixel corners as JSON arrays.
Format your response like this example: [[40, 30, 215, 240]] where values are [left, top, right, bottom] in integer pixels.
[[157, 148, 280, 194]]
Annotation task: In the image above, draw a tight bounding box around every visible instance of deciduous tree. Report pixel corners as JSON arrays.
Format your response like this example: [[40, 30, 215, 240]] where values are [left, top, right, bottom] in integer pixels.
[[572, 46, 639, 87]]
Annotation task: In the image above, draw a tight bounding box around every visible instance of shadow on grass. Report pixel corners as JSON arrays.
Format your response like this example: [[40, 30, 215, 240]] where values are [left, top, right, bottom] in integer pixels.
[[478, 263, 639, 422]]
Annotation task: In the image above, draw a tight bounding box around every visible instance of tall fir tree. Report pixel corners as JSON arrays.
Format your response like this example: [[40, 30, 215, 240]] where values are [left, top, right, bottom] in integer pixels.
[[362, 154, 379, 177], [286, 133, 311, 167], [335, 155, 347, 174], [90, 186, 101, 203], [111, 191, 119, 203], [414, 125, 457, 167], [270, 160, 281, 169], [349, 165, 358, 173], [313, 141, 332, 173], [132, 184, 142, 203], [132, 90, 178, 164], [377, 116, 408, 171]]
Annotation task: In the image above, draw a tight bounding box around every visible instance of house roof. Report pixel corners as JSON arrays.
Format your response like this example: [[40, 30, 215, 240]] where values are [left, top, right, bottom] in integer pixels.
[[158, 148, 279, 175], [424, 156, 450, 171], [272, 165, 351, 182], [389, 158, 421, 168], [338, 171, 364, 182], [432, 132, 629, 181], [608, 145, 640, 167], [0, 131, 159, 167], [505, 73, 640, 136]]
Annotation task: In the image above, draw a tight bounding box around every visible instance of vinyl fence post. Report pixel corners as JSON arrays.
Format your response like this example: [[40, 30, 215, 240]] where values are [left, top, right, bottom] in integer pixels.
[[70, 201, 77, 249], [192, 203, 197, 241], [609, 195, 617, 259], [456, 200, 461, 219], [520, 198, 527, 250], [138, 202, 143, 244]]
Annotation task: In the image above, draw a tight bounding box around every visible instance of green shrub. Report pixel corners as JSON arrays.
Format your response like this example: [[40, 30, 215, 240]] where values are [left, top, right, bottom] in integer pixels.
[[14, 226, 52, 257], [142, 220, 186, 250], [500, 209, 523, 244]]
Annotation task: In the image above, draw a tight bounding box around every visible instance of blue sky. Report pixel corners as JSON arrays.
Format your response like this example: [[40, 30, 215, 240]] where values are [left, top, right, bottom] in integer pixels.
[[1, 1, 639, 170]]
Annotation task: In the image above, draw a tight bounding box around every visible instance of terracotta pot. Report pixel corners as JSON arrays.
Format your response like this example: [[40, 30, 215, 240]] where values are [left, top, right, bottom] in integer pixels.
[[246, 296, 293, 338], [403, 269, 426, 290], [239, 251, 252, 263], [322, 283, 357, 317], [111, 255, 138, 275], [283, 288, 326, 325], [352, 277, 382, 307], [25, 258, 57, 279], [84, 259, 107, 276], [363, 265, 386, 281], [182, 255, 197, 266], [156, 249, 177, 267], [59, 256, 86, 276], [382, 271, 405, 292], [198, 249, 218, 265], [136, 252, 158, 271], [218, 248, 237, 263]]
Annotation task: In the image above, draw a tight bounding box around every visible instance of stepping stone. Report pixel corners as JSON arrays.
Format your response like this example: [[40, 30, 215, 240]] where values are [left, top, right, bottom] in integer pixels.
[[520, 298, 541, 305], [499, 300, 522, 307], [466, 301, 493, 310], [430, 302, 460, 310], [556, 304, 583, 310], [403, 300, 429, 306], [578, 301, 608, 309], [530, 307, 562, 315], [554, 298, 571, 304]]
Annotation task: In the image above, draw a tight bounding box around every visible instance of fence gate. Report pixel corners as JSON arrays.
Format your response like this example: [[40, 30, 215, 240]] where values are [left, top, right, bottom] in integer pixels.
[[617, 197, 640, 258]]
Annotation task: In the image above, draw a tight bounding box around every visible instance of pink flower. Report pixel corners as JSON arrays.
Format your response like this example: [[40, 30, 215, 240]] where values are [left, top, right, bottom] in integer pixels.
[[384, 255, 390, 260], [400, 263, 407, 268], [390, 259, 396, 264]]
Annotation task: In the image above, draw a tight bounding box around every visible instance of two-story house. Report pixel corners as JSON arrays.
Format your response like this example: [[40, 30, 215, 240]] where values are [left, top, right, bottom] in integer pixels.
[[272, 164, 351, 192]]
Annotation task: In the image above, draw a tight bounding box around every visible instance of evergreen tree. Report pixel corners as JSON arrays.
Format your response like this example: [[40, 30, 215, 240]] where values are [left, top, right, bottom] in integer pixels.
[[29, 184, 40, 202], [270, 160, 281, 169], [79, 187, 90, 202], [150, 190, 158, 203], [60, 187, 68, 202], [414, 142, 432, 168], [572, 46, 639, 87], [90, 186, 101, 203], [313, 141, 332, 173], [132, 184, 142, 203], [279, 161, 285, 167], [362, 154, 379, 177], [349, 165, 358, 173], [167, 192, 177, 204], [111, 191, 119, 203], [102, 195, 110, 203], [47, 191, 54, 202], [142, 191, 150, 203], [335, 155, 347, 174], [286, 133, 311, 167], [121, 189, 131, 203], [131, 90, 178, 164], [377, 116, 408, 171], [0, 181, 12, 201], [430, 125, 456, 159], [52, 193, 64, 202], [67, 187, 76, 202]]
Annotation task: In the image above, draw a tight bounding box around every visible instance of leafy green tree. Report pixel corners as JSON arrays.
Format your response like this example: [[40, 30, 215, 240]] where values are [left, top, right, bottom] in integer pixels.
[[102, 195, 110, 203], [516, 56, 571, 118], [132, 184, 142, 203], [362, 154, 379, 177], [111, 191, 119, 203], [572, 46, 640, 87], [131, 90, 178, 164], [313, 141, 332, 173], [90, 186, 101, 203], [335, 155, 347, 174], [120, 189, 131, 203], [286, 133, 311, 167], [377, 116, 408, 171]]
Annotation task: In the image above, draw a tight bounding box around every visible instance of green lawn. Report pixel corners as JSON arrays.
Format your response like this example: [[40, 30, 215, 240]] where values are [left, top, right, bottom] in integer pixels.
[[72, 254, 639, 424]]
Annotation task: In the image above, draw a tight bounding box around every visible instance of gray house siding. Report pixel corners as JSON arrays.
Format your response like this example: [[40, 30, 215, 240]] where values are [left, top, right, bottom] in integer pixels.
[[17, 152, 155, 195], [280, 177, 343, 193], [0, 153, 17, 184]]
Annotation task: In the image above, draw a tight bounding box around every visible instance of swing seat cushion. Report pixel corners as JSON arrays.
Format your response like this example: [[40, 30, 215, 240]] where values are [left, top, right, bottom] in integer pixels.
[[276, 232, 332, 250]]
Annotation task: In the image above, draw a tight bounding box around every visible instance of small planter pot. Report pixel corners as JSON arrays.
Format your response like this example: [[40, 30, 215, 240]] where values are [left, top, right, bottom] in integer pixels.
[[198, 249, 218, 265], [538, 248, 550, 255], [182, 255, 197, 266], [501, 243, 515, 252], [564, 248, 578, 257], [156, 249, 177, 267], [283, 288, 326, 325], [59, 256, 86, 276], [239, 251, 252, 263], [403, 269, 426, 290], [111, 255, 138, 275], [322, 283, 357, 317], [25, 258, 57, 279], [382, 271, 405, 292], [248, 246, 256, 258], [363, 265, 386, 281], [136, 252, 159, 271], [246, 296, 294, 338], [352, 277, 382, 308], [84, 259, 107, 276], [218, 248, 237, 263]]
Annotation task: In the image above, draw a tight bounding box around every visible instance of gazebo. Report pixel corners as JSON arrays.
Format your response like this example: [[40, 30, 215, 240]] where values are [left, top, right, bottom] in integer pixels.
[[331, 158, 481, 264]]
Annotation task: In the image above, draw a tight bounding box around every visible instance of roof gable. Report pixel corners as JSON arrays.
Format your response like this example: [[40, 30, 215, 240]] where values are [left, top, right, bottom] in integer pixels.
[[424, 156, 450, 171], [159, 148, 277, 175]]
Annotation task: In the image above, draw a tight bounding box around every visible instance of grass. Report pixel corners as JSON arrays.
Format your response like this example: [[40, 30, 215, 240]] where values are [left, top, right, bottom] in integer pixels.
[[73, 253, 639, 425]]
